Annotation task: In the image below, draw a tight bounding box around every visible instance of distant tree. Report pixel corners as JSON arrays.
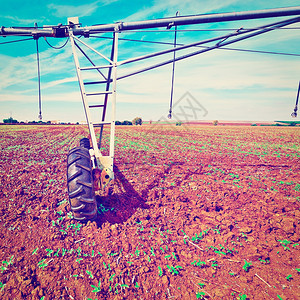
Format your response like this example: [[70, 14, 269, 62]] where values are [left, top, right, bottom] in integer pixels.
[[122, 120, 132, 125], [176, 122, 182, 126], [132, 117, 142, 125], [3, 117, 18, 124], [115, 121, 122, 125], [213, 120, 218, 126]]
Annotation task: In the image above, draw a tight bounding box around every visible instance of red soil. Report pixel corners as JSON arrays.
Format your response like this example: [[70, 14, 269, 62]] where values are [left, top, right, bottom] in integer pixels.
[[0, 124, 299, 299]]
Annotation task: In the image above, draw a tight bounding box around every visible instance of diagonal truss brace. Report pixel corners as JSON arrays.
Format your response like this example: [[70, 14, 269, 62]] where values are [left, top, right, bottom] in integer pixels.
[[69, 25, 119, 183], [84, 16, 300, 86], [118, 16, 300, 81]]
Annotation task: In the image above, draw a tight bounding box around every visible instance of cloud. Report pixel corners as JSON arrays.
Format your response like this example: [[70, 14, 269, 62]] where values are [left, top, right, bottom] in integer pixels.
[[0, 15, 47, 26], [124, 0, 239, 22], [48, 0, 117, 18], [0, 41, 75, 90]]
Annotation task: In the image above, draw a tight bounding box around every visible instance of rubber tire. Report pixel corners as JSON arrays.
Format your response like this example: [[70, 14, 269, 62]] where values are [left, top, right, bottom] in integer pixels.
[[67, 147, 97, 221], [79, 137, 90, 149]]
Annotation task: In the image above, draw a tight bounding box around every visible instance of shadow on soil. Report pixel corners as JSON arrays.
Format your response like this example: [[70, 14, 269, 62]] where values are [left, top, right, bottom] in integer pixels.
[[95, 165, 149, 227]]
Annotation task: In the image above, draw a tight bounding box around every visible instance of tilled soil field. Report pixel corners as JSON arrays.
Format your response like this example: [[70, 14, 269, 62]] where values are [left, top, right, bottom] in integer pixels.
[[0, 124, 299, 300]]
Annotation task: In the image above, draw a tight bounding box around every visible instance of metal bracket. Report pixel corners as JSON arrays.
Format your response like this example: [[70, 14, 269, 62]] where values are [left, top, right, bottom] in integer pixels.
[[83, 30, 90, 38], [216, 27, 244, 47], [53, 26, 68, 38], [167, 22, 174, 29], [114, 22, 123, 32]]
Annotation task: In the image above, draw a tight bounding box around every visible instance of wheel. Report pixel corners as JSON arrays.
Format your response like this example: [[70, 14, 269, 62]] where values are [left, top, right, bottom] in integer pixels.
[[79, 137, 90, 149], [67, 146, 97, 221]]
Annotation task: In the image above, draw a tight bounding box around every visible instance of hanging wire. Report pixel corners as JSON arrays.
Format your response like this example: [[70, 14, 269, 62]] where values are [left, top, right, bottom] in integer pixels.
[[44, 37, 69, 49], [90, 35, 300, 57], [89, 26, 300, 33], [168, 11, 179, 119], [291, 81, 300, 117], [34, 23, 42, 121], [0, 37, 33, 45]]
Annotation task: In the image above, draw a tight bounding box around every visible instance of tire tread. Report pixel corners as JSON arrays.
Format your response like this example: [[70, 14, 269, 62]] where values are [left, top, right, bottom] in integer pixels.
[[67, 146, 96, 221]]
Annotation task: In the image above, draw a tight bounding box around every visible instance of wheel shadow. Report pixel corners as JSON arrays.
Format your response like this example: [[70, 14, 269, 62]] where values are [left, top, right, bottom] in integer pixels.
[[94, 165, 149, 227]]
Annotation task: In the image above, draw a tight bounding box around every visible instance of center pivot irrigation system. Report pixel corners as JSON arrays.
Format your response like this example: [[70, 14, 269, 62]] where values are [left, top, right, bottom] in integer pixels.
[[1, 7, 300, 221]]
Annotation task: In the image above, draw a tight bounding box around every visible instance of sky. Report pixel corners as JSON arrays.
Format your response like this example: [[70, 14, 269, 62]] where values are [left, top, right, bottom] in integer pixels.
[[0, 0, 300, 123]]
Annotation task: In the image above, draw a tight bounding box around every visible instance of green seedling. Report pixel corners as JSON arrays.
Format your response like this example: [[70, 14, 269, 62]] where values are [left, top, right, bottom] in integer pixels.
[[286, 274, 292, 281], [213, 226, 221, 234], [242, 260, 252, 272], [91, 280, 101, 293], [240, 232, 248, 240], [67, 212, 73, 219], [258, 258, 270, 264], [0, 281, 5, 291], [32, 248, 38, 255], [296, 268, 300, 273], [86, 270, 94, 279], [150, 247, 155, 256], [109, 274, 116, 282], [211, 261, 218, 269], [158, 266, 163, 277], [277, 295, 283, 300], [59, 229, 67, 235], [1, 255, 14, 273], [278, 239, 292, 250], [46, 249, 54, 257], [166, 265, 183, 275], [135, 247, 140, 257], [191, 233, 204, 242], [57, 199, 67, 206], [37, 259, 48, 270], [238, 294, 247, 300], [191, 260, 206, 268], [196, 291, 206, 299]]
